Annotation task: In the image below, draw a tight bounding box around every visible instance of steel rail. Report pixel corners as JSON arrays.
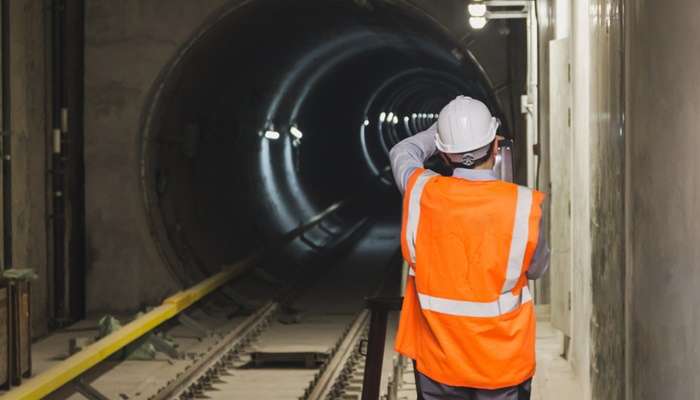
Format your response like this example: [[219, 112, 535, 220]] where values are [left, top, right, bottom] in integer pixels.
[[153, 301, 279, 400], [304, 310, 370, 400], [0, 201, 348, 400]]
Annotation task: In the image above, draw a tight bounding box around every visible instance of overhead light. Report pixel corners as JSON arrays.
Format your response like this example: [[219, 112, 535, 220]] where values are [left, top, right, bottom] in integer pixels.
[[412, 113, 418, 119], [387, 112, 394, 121], [393, 116, 399, 124], [404, 116, 410, 123], [290, 125, 303, 139], [469, 16, 488, 29], [379, 112, 386, 122], [468, 3, 487, 17], [264, 130, 280, 140], [364, 119, 370, 126]]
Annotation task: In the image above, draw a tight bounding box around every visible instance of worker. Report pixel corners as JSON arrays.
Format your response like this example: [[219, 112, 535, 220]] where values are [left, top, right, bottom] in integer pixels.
[[389, 96, 550, 400]]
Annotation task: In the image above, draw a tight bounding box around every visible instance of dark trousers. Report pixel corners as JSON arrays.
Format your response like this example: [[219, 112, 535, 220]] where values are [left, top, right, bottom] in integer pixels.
[[413, 361, 532, 400]]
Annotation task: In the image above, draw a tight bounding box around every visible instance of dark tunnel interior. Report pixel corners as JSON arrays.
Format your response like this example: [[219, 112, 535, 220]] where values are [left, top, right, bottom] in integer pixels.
[[140, 0, 507, 285]]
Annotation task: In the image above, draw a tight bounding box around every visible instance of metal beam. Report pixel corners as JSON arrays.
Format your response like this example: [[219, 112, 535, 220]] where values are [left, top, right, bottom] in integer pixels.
[[484, 0, 532, 6], [487, 11, 528, 19]]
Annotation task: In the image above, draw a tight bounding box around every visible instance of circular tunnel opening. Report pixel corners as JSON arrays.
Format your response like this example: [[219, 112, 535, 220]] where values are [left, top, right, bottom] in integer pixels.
[[140, 0, 506, 284]]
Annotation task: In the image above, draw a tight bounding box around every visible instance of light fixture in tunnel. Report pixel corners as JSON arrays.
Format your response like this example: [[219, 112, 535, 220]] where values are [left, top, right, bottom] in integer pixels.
[[468, 3, 487, 17], [393, 116, 399, 125], [290, 125, 304, 139], [469, 16, 488, 29], [387, 112, 394, 122], [364, 119, 370, 127], [404, 116, 409, 123], [379, 112, 386, 123], [264, 129, 281, 140]]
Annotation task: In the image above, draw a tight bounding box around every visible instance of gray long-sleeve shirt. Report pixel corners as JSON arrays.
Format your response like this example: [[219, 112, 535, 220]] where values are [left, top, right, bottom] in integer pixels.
[[389, 127, 550, 280]]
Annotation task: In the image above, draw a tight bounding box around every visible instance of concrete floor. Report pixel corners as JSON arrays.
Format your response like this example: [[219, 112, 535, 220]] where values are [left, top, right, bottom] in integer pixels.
[[532, 322, 581, 399]]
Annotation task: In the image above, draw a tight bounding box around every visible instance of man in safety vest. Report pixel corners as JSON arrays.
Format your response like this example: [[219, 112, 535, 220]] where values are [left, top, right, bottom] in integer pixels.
[[389, 96, 550, 400]]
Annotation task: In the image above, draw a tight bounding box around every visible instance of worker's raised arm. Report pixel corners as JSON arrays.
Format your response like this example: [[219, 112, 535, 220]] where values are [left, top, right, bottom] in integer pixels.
[[526, 217, 550, 280], [389, 124, 438, 194]]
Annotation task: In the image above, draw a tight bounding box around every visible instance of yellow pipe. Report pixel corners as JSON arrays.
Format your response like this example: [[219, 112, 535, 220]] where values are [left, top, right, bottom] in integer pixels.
[[1, 256, 256, 400]]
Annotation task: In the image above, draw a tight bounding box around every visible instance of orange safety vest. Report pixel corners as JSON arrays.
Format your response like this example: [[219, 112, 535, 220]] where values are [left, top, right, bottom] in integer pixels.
[[395, 168, 544, 389]]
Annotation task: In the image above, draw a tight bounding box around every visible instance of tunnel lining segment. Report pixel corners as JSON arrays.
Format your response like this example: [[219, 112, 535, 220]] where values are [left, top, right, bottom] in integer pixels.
[[135, 0, 508, 288]]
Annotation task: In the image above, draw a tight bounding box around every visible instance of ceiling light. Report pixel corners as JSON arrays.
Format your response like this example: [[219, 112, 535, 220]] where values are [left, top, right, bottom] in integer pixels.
[[379, 112, 386, 123], [468, 3, 487, 17], [469, 16, 488, 29], [264, 130, 280, 140], [290, 125, 303, 139]]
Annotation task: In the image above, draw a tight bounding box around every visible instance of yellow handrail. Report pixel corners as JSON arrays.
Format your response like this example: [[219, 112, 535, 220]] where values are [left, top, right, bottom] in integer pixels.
[[1, 256, 256, 400]]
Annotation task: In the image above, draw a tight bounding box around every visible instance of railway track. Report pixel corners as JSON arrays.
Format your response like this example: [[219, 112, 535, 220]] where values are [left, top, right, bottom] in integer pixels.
[[15, 218, 402, 400], [160, 307, 372, 400], [151, 222, 399, 400]]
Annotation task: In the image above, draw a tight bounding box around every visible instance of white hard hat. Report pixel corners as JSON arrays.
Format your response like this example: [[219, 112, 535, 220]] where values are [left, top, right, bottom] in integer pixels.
[[435, 96, 500, 154]]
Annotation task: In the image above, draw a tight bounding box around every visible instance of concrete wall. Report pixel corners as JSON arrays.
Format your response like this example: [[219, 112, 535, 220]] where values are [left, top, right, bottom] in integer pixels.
[[587, 1, 625, 399], [84, 0, 228, 312], [568, 1, 593, 396], [83, 0, 524, 313], [7, 0, 51, 337], [625, 0, 700, 398], [543, 1, 626, 398], [535, 0, 554, 305]]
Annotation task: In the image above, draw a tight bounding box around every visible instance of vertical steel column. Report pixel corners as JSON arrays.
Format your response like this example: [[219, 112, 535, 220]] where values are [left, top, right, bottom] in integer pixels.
[[50, 0, 67, 325], [63, 0, 85, 321], [361, 251, 403, 400], [360, 297, 392, 400], [0, 1, 11, 389], [1, 0, 10, 272]]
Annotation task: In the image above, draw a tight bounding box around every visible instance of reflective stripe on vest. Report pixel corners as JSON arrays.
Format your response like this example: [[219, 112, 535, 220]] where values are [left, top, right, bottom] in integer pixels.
[[408, 267, 531, 317], [502, 186, 533, 293], [404, 176, 535, 318], [418, 286, 532, 318], [404, 170, 439, 264]]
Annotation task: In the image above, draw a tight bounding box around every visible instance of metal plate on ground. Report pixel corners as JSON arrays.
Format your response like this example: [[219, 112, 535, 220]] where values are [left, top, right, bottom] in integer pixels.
[[250, 351, 328, 368]]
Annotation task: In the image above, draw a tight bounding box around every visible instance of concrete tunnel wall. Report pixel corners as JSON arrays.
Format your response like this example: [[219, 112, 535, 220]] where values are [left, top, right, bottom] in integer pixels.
[[84, 0, 527, 313], [626, 0, 700, 398], [537, 0, 625, 398]]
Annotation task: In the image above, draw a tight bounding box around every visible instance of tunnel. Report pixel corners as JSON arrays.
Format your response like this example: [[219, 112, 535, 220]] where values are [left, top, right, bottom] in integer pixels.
[[139, 0, 507, 285], [8, 0, 699, 398]]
